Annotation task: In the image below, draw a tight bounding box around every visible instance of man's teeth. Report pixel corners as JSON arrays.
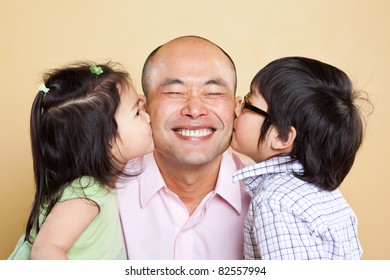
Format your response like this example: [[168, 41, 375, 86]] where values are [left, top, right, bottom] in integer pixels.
[[176, 129, 213, 137]]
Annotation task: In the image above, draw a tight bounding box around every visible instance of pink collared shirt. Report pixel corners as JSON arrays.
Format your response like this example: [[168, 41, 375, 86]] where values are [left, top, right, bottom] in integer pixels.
[[117, 151, 250, 259]]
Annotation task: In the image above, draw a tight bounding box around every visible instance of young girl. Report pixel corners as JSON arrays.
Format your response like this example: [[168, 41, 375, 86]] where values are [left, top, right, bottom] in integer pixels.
[[232, 57, 367, 260], [8, 62, 153, 259]]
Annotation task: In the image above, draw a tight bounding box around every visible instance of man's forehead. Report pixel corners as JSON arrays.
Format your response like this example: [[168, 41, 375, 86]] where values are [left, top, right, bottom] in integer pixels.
[[158, 77, 230, 88], [149, 53, 234, 76], [144, 37, 237, 93]]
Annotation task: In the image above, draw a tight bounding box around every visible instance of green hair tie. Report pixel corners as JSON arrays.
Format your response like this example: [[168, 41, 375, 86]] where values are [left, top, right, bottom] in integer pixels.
[[39, 84, 50, 94], [89, 65, 104, 75]]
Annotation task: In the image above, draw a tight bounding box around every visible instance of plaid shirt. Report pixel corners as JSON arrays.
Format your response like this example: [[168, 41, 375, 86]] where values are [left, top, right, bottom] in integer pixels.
[[233, 156, 362, 260]]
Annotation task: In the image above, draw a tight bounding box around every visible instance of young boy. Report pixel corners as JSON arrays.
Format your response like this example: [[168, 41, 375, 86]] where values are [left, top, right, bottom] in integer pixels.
[[232, 57, 366, 259]]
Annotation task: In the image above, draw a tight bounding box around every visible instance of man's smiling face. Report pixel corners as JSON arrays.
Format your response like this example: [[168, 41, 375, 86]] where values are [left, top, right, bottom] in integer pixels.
[[145, 37, 236, 166]]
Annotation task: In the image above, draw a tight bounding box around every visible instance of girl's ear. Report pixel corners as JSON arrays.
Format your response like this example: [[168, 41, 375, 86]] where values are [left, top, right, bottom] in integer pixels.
[[270, 125, 296, 152], [110, 135, 126, 163]]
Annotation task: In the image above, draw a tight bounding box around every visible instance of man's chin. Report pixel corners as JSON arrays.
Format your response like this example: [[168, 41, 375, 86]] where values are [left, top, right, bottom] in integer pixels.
[[174, 151, 224, 166]]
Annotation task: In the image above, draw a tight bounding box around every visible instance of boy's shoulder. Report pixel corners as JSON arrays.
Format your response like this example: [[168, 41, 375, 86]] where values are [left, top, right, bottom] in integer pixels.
[[258, 175, 348, 221]]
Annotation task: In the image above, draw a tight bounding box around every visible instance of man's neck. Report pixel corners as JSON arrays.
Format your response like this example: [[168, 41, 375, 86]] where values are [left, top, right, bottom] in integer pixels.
[[155, 153, 223, 215]]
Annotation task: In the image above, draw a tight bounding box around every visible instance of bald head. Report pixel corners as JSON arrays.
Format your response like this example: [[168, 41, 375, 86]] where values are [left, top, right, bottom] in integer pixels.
[[141, 36, 237, 99]]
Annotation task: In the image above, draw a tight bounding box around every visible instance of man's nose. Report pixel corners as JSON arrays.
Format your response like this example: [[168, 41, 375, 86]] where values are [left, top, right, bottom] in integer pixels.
[[180, 95, 208, 118]]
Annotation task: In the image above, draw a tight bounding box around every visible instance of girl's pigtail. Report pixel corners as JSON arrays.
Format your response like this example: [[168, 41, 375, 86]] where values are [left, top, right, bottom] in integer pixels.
[[25, 88, 47, 243]]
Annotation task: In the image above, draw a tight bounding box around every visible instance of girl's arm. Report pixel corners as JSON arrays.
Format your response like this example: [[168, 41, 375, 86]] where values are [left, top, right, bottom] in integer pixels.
[[30, 198, 99, 260]]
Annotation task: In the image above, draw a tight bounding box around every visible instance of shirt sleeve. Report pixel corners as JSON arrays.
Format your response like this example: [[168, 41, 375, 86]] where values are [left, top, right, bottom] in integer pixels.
[[252, 200, 328, 260]]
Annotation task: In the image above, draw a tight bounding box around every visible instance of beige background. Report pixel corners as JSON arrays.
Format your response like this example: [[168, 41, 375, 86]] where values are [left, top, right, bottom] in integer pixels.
[[1, 0, 389, 260]]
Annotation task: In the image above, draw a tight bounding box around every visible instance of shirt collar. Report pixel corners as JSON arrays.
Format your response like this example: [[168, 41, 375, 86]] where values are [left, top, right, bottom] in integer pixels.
[[139, 152, 244, 214], [213, 152, 244, 214], [232, 155, 304, 183], [139, 153, 166, 208]]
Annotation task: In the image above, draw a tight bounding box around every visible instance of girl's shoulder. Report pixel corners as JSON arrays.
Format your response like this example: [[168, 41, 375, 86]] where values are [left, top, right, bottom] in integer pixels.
[[60, 176, 110, 203]]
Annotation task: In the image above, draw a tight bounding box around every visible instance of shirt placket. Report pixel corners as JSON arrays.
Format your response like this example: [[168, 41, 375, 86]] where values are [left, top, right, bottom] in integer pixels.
[[160, 187, 212, 259]]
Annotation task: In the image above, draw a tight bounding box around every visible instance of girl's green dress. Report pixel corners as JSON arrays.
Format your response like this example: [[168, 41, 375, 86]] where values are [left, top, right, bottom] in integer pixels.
[[8, 176, 126, 260]]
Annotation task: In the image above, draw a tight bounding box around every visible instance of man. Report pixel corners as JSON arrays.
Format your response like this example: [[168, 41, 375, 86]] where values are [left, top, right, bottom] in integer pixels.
[[117, 36, 250, 259]]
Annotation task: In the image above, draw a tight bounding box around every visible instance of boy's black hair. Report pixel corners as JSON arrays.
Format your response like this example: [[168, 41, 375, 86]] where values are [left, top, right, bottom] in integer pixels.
[[252, 56, 367, 191]]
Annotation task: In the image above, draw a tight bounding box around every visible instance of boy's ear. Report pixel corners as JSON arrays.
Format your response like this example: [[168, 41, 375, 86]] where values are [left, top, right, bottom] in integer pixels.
[[270, 125, 296, 151]]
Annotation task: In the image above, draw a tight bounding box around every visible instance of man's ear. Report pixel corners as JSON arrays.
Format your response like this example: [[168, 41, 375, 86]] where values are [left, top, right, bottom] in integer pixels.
[[235, 95, 243, 104], [234, 96, 243, 117], [270, 125, 296, 151], [139, 94, 147, 107]]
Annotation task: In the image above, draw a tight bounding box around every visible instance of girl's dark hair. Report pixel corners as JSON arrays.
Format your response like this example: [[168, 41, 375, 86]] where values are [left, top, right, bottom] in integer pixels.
[[26, 61, 131, 242], [252, 56, 368, 191]]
